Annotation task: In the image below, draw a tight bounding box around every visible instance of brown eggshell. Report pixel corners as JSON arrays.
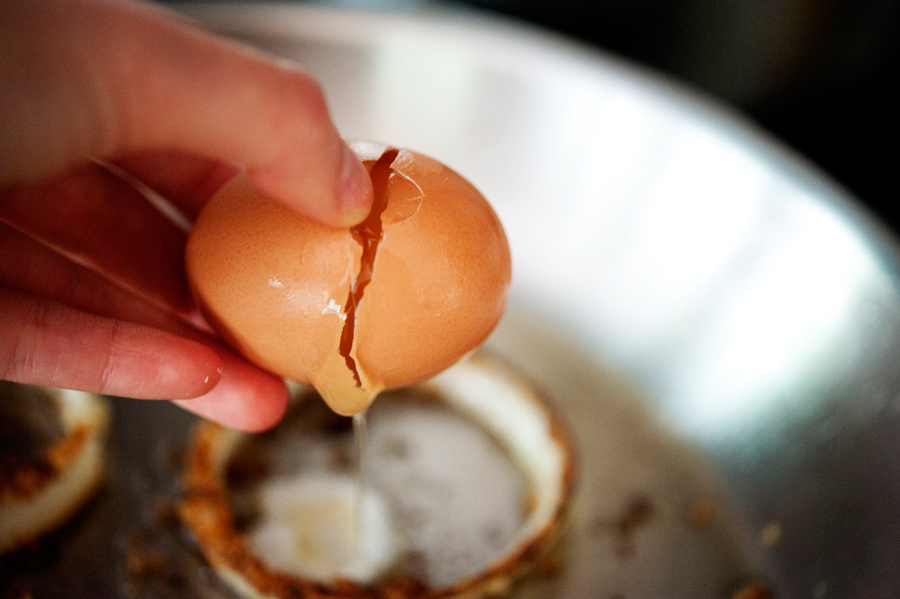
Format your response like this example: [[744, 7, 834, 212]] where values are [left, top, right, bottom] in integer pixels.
[[185, 180, 357, 385], [185, 143, 511, 415], [354, 147, 512, 388]]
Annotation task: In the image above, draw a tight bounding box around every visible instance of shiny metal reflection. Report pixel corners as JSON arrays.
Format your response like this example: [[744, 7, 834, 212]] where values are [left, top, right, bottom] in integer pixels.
[[183, 4, 900, 597], [5, 4, 896, 597]]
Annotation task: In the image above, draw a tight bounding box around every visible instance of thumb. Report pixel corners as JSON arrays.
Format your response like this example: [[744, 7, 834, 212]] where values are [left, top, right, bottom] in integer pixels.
[[0, 0, 373, 227]]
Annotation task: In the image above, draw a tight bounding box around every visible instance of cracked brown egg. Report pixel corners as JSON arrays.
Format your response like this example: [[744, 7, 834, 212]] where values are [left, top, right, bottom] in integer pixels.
[[185, 141, 512, 416]]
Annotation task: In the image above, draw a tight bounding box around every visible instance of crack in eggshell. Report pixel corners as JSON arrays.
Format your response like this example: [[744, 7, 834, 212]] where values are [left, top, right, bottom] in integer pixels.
[[339, 149, 398, 387], [316, 147, 428, 416]]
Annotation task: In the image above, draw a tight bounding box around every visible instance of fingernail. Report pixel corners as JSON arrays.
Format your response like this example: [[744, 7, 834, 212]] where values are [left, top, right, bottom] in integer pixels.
[[337, 143, 373, 226]]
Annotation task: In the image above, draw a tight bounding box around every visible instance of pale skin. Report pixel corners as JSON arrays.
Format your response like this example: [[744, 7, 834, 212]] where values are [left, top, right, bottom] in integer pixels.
[[0, 0, 375, 431]]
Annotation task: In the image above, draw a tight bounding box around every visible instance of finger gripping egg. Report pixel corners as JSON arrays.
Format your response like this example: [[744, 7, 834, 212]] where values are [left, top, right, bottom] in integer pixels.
[[185, 142, 511, 416]]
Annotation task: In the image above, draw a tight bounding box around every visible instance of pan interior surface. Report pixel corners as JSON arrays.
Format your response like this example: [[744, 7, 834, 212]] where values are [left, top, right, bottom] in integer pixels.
[[185, 6, 900, 596], [1, 4, 898, 598]]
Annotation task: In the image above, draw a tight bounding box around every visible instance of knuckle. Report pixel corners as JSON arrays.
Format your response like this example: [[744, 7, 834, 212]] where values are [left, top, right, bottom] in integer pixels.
[[97, 320, 121, 393], [266, 66, 334, 143], [0, 292, 52, 383]]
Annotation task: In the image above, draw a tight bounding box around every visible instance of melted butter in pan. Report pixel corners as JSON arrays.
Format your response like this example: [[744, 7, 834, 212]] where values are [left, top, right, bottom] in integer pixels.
[[226, 387, 527, 587]]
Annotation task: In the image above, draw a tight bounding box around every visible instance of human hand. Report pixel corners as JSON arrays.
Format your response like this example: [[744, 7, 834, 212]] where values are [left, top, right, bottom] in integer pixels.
[[0, 0, 374, 431]]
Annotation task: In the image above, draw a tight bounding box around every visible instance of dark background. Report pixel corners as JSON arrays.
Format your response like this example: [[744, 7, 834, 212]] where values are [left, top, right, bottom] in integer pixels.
[[447, 0, 897, 233]]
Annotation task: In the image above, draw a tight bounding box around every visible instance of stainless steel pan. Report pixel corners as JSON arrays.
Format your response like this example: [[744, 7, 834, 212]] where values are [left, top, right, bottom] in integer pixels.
[[4, 4, 897, 597]]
